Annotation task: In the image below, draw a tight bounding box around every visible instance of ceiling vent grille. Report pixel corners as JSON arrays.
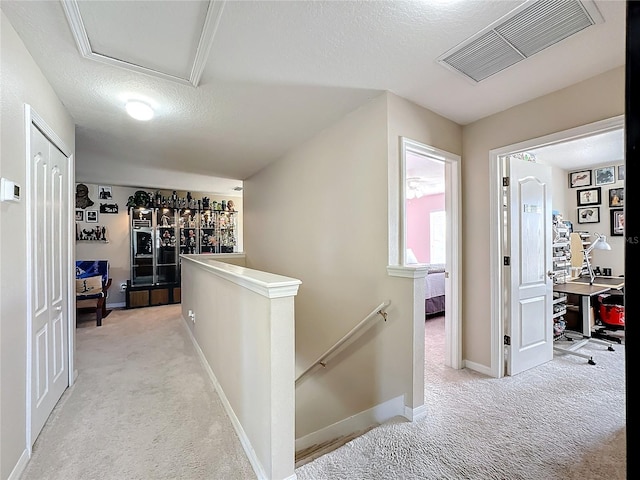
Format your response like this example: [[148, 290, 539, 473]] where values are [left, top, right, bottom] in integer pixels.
[[437, 0, 603, 83]]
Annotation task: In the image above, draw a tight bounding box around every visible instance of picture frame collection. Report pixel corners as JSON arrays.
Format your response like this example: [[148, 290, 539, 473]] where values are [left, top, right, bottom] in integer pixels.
[[569, 165, 623, 235], [75, 183, 117, 242]]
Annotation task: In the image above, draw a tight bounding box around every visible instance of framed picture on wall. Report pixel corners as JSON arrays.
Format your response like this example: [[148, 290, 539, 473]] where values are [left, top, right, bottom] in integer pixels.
[[98, 185, 113, 200], [594, 166, 615, 185], [576, 187, 600, 206], [617, 165, 625, 181], [608, 187, 624, 207], [569, 170, 592, 188], [610, 209, 624, 236], [86, 210, 98, 223], [100, 202, 119, 214], [75, 209, 84, 222], [577, 207, 600, 224]]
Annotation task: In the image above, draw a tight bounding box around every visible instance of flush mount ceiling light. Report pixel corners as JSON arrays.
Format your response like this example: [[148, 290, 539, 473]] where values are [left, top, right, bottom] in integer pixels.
[[125, 100, 154, 121]]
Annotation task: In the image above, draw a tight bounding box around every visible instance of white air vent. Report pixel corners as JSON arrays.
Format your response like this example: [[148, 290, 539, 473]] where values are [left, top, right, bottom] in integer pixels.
[[437, 0, 604, 83]]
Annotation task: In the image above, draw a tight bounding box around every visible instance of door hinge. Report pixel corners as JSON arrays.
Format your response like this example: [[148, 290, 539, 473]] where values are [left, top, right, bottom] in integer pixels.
[[504, 335, 511, 345], [503, 177, 509, 187], [503, 256, 510, 266]]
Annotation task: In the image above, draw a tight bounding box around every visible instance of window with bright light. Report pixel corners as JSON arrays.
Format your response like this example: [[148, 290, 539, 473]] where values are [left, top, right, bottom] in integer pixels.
[[430, 210, 446, 264]]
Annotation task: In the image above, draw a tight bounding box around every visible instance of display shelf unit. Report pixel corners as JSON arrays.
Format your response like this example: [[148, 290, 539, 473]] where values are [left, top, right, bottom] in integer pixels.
[[551, 215, 571, 338], [552, 219, 571, 284], [127, 203, 239, 308]]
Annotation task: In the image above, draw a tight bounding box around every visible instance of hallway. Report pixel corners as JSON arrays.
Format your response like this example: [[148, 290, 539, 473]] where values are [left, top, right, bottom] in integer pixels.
[[21, 305, 255, 480]]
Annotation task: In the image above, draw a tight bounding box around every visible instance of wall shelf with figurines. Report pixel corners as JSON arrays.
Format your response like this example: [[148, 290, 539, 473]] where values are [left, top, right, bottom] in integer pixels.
[[76, 224, 109, 243]]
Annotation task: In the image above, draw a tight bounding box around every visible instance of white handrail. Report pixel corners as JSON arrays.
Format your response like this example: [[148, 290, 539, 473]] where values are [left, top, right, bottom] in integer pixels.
[[295, 300, 391, 385]]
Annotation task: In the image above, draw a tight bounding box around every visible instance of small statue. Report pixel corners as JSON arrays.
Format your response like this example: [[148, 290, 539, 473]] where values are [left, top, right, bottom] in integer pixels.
[[227, 200, 235, 212]]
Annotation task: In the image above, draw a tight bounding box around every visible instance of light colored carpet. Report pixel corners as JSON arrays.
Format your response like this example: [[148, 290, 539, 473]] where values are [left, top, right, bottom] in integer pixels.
[[23, 309, 625, 480], [296, 315, 626, 480], [21, 305, 256, 480]]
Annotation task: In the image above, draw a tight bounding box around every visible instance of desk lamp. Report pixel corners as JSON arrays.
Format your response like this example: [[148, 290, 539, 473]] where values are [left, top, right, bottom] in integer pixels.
[[582, 233, 611, 285]]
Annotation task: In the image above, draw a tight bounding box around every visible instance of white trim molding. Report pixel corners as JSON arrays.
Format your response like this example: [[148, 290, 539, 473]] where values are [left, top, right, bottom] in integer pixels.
[[7, 449, 29, 480], [61, 0, 226, 87], [295, 395, 406, 453], [387, 265, 428, 278], [181, 254, 301, 298]]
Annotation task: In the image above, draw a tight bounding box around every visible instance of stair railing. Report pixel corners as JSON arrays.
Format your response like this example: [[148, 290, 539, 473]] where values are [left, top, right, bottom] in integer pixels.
[[295, 300, 391, 385]]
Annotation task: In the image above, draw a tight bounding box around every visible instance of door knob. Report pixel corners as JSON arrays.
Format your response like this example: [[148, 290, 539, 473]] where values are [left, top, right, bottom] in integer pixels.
[[54, 306, 62, 311]]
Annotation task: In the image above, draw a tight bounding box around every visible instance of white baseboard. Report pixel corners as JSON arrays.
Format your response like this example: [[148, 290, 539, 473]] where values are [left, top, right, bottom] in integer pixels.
[[463, 360, 493, 377], [106, 301, 126, 309], [8, 448, 29, 480], [404, 403, 427, 421], [180, 317, 269, 480], [295, 395, 405, 452]]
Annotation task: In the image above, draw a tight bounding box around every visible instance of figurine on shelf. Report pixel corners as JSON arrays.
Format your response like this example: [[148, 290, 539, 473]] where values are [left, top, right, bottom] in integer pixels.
[[161, 213, 170, 227], [221, 200, 227, 211], [227, 200, 235, 212], [162, 229, 171, 246], [188, 229, 196, 253]]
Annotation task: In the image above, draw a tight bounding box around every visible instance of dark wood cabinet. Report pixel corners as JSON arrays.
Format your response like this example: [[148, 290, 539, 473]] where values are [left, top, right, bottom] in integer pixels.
[[125, 281, 181, 309]]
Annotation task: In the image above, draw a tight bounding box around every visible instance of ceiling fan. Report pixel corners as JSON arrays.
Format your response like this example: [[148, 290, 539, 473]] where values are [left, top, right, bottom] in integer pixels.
[[406, 176, 444, 199]]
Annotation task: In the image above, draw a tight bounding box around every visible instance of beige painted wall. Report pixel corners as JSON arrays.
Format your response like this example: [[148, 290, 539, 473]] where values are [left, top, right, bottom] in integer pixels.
[[244, 92, 462, 438], [180, 257, 298, 479], [461, 66, 624, 368], [0, 12, 76, 480], [74, 183, 244, 306], [386, 93, 462, 409]]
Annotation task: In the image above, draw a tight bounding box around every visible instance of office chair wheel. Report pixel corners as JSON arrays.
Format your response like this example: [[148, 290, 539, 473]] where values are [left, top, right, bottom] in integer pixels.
[[588, 358, 596, 365], [608, 346, 615, 352]]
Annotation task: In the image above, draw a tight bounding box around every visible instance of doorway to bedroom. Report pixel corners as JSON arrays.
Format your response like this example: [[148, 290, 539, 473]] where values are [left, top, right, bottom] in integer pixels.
[[401, 137, 461, 375]]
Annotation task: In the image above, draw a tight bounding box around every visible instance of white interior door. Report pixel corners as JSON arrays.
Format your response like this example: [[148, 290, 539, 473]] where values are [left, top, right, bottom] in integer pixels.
[[30, 124, 69, 443], [506, 157, 553, 375]]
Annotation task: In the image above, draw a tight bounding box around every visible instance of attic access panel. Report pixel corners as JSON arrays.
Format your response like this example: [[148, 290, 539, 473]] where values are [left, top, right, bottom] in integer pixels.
[[62, 0, 224, 86]]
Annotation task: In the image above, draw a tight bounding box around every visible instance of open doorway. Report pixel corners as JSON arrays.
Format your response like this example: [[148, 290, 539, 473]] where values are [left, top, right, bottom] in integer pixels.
[[489, 116, 625, 377], [405, 154, 447, 370], [400, 138, 461, 373]]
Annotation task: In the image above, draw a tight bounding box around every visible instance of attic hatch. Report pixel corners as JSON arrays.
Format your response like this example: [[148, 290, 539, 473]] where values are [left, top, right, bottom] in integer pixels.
[[436, 0, 604, 83]]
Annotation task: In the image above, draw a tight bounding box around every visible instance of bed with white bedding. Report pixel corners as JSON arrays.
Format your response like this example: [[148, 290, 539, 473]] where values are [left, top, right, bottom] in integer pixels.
[[425, 264, 445, 316]]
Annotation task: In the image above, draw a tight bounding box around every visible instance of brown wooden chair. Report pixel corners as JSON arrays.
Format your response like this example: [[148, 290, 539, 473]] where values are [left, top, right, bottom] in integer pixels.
[[76, 260, 112, 326]]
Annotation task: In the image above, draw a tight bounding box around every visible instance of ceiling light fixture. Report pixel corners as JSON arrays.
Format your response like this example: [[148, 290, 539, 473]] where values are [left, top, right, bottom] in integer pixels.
[[125, 100, 154, 121]]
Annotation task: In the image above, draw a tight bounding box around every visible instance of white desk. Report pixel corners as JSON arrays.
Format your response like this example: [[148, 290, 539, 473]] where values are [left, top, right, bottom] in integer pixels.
[[552, 280, 620, 364]]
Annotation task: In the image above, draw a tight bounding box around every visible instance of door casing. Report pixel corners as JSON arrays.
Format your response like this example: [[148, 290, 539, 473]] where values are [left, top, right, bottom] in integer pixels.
[[489, 115, 624, 378], [399, 137, 462, 370]]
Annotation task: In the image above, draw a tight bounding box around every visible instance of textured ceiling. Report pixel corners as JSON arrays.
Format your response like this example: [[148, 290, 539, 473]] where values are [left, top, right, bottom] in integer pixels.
[[0, 0, 626, 192]]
